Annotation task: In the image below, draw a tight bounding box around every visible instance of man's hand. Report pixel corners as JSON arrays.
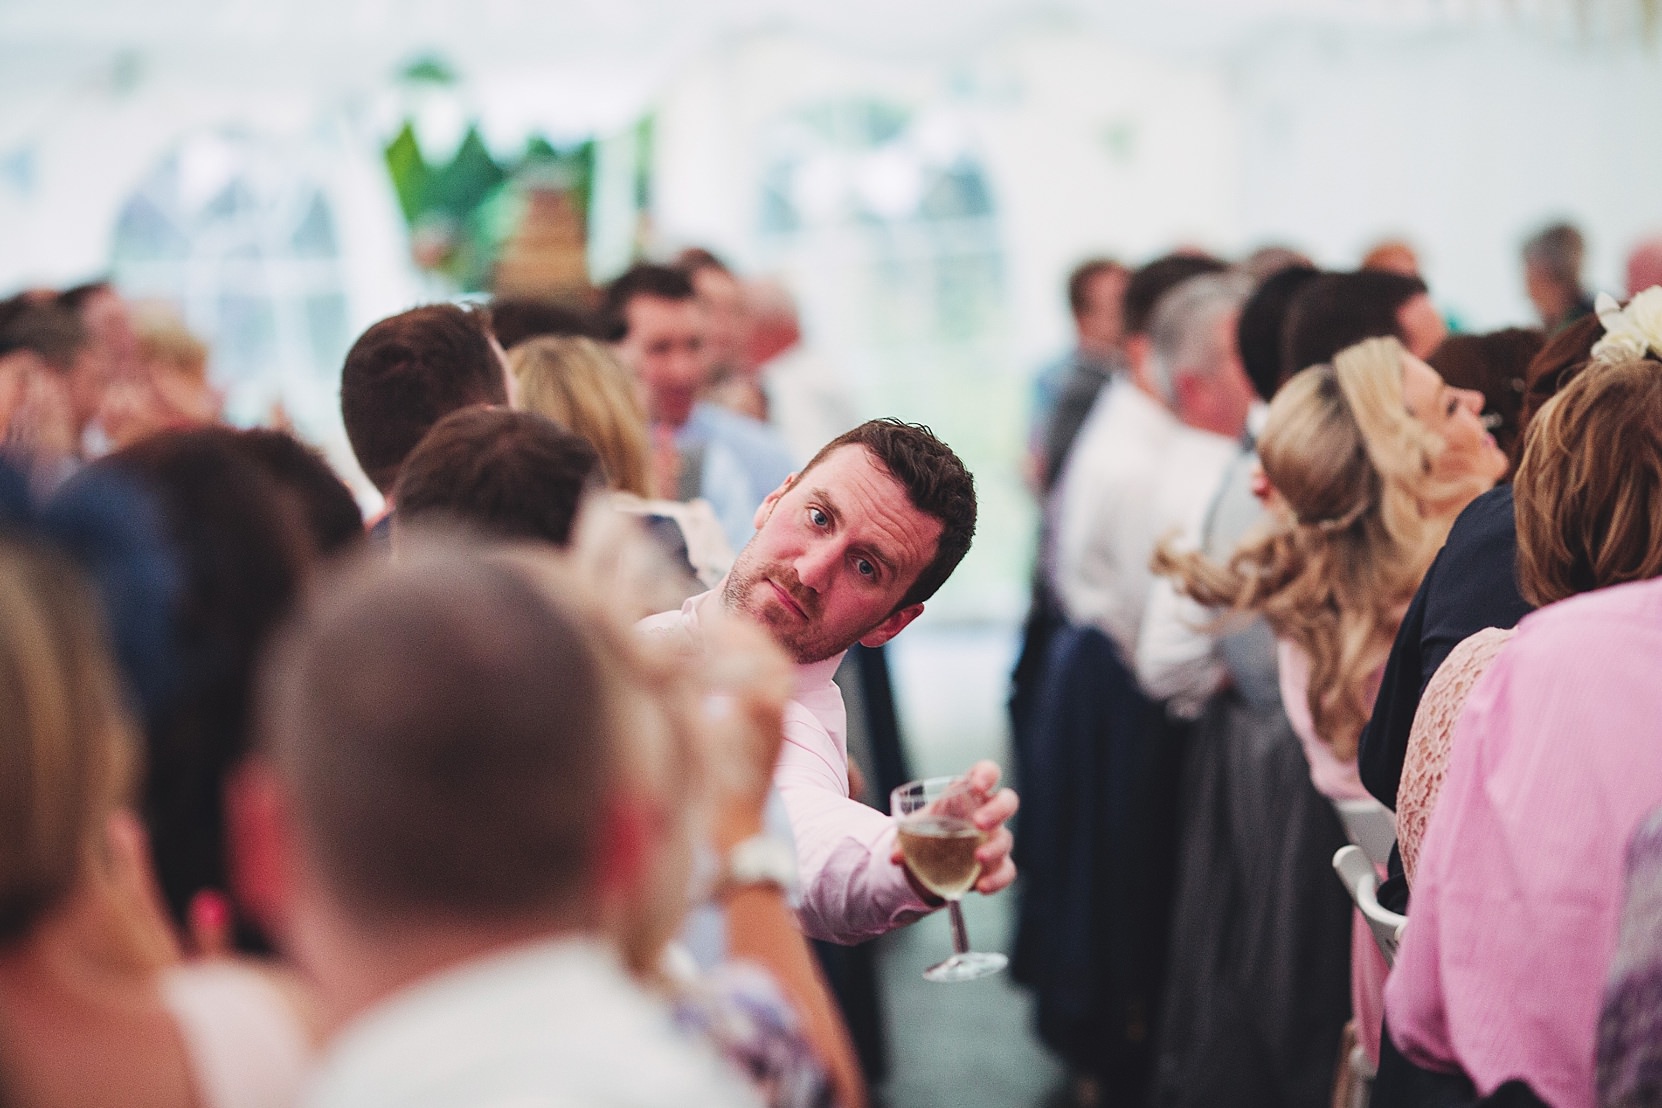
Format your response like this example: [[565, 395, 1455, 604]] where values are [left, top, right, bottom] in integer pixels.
[[891, 759, 1019, 898]]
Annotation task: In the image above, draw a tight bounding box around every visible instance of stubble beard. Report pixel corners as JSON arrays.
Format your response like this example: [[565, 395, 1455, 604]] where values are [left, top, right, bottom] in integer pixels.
[[720, 559, 841, 666]]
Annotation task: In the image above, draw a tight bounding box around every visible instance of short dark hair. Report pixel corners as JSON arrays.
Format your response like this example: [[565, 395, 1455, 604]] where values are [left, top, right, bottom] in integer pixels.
[[224, 429, 364, 557], [258, 546, 625, 924], [1122, 253, 1228, 336], [488, 297, 601, 350], [0, 299, 88, 369], [1281, 270, 1428, 381], [1237, 265, 1321, 402], [672, 247, 732, 278], [598, 264, 695, 344], [395, 407, 602, 548], [799, 418, 976, 609], [339, 303, 507, 493], [56, 280, 116, 316], [1426, 328, 1545, 460], [1066, 258, 1127, 317]]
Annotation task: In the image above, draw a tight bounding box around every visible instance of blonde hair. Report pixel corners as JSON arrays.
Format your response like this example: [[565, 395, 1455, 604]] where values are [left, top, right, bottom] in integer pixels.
[[1154, 336, 1466, 760], [135, 311, 209, 386], [509, 336, 653, 498], [1514, 357, 1662, 606], [0, 540, 136, 942]]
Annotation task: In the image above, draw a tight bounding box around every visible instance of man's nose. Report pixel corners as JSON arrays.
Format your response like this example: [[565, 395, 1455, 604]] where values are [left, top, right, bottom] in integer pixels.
[[795, 543, 839, 592]]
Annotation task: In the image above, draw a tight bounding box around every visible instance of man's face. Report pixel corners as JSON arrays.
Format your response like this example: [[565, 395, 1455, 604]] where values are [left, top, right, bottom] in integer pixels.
[[1075, 268, 1128, 356], [721, 445, 943, 664], [1395, 292, 1448, 359], [614, 295, 706, 428], [1173, 308, 1253, 440]]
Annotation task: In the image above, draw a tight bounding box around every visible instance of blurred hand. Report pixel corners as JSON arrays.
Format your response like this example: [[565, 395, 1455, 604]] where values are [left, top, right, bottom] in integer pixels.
[[697, 610, 793, 848], [890, 760, 1019, 898]]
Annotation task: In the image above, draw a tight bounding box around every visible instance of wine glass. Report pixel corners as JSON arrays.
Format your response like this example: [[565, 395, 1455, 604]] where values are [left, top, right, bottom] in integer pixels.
[[890, 775, 1009, 983]]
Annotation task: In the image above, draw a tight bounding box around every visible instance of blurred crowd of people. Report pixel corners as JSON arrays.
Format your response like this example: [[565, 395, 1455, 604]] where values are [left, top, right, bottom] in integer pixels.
[[3, 211, 1662, 1108], [0, 251, 1010, 1108], [1011, 222, 1662, 1108]]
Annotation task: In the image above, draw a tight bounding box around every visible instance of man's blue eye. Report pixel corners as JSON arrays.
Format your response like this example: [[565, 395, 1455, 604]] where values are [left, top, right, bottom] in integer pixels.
[[809, 508, 828, 527], [856, 559, 876, 578]]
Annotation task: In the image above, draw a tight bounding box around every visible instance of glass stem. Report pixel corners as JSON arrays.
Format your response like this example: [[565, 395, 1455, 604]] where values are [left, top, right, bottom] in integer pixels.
[[947, 899, 970, 955]]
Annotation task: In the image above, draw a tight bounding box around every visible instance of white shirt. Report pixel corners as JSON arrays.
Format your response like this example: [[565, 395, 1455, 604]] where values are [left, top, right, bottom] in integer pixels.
[[160, 962, 312, 1108], [1136, 445, 1270, 718], [1049, 376, 1238, 665], [306, 936, 760, 1108], [639, 591, 932, 945]]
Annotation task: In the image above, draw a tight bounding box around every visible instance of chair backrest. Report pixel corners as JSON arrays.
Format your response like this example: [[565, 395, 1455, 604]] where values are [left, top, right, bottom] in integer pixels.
[[1332, 845, 1407, 966], [1334, 796, 1398, 869]]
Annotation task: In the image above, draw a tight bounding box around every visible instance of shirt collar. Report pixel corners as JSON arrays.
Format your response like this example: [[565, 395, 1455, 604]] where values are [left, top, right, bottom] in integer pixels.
[[691, 587, 846, 698]]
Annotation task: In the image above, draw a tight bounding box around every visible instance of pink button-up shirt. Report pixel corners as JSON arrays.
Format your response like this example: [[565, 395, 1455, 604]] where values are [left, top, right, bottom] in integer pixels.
[[640, 591, 930, 945], [1385, 576, 1662, 1108]]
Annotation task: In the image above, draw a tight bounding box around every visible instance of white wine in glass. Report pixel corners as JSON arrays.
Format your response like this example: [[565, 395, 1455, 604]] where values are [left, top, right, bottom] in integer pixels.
[[891, 775, 1009, 983]]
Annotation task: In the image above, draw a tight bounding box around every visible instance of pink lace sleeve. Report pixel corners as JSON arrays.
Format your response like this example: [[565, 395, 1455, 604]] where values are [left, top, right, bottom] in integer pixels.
[[1398, 626, 1515, 885]]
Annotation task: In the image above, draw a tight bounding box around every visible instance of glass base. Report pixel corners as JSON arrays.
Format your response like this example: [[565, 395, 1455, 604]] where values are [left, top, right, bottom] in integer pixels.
[[922, 950, 1009, 983]]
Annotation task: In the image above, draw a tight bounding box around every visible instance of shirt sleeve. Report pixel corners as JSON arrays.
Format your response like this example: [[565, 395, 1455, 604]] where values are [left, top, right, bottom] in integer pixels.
[[772, 704, 932, 944]]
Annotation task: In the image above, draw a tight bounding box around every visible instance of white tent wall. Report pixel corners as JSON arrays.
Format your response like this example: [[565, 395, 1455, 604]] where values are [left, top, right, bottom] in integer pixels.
[[1229, 22, 1662, 329]]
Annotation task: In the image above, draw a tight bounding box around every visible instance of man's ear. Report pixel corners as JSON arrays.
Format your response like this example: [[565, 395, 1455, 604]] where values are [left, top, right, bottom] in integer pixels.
[[594, 791, 655, 905], [859, 602, 925, 649], [225, 760, 296, 943], [1169, 371, 1201, 421], [752, 472, 798, 530]]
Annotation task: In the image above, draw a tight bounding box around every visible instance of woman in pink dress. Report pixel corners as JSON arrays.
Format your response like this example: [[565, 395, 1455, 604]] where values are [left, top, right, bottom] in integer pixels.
[[1155, 335, 1507, 1066]]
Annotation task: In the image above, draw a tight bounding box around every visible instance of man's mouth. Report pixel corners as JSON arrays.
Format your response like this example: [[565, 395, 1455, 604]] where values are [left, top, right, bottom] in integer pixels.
[[767, 579, 808, 619]]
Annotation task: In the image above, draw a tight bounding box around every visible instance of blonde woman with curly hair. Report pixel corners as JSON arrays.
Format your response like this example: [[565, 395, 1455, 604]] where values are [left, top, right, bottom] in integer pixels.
[[1154, 335, 1505, 1067], [1156, 335, 1503, 791]]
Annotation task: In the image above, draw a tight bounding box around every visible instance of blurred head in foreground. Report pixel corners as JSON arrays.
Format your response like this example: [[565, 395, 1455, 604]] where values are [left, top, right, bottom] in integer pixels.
[[234, 538, 709, 1013]]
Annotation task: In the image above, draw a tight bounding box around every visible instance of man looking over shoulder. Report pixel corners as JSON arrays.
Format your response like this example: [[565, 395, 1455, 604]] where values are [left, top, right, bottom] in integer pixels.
[[642, 418, 1017, 945]]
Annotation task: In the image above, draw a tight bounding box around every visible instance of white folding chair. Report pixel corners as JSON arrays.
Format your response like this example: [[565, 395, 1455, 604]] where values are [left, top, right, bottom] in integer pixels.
[[1334, 796, 1398, 870], [1332, 844, 1408, 966]]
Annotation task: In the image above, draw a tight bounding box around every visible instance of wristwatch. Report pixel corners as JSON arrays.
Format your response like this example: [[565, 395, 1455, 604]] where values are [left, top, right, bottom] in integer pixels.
[[717, 834, 799, 899]]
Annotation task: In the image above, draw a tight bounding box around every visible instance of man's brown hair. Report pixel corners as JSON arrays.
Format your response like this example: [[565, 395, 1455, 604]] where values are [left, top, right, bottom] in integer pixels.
[[798, 418, 976, 609], [257, 546, 626, 924], [1514, 357, 1662, 607], [394, 407, 602, 548], [339, 304, 507, 493]]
